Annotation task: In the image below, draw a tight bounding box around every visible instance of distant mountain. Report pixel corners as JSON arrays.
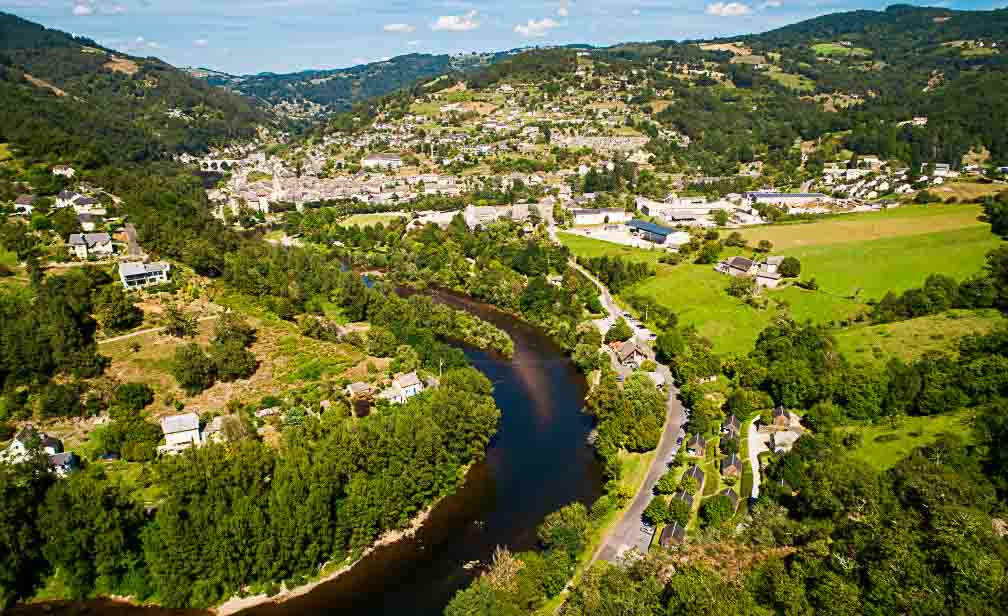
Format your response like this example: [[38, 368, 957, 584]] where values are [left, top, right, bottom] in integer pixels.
[[193, 52, 513, 116], [0, 11, 269, 163]]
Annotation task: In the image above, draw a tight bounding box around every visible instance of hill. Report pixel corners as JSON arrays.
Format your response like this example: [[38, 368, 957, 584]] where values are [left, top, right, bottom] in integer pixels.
[[0, 11, 269, 165]]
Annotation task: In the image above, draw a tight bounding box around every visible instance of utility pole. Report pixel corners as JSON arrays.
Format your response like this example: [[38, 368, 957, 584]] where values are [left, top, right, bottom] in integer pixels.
[[439, 357, 444, 379]]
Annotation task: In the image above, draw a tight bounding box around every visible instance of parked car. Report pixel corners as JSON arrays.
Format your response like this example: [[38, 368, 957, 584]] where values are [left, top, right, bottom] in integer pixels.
[[640, 524, 655, 535]]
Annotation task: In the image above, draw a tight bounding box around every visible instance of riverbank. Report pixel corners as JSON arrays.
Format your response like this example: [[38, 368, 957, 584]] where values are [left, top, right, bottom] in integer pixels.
[[216, 501, 439, 616]]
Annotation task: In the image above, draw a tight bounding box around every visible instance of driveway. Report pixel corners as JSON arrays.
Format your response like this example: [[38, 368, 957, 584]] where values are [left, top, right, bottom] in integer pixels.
[[748, 416, 766, 499]]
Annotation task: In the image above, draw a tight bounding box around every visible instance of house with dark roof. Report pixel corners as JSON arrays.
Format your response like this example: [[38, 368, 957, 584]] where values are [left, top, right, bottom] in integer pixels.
[[68, 232, 113, 259], [717, 256, 756, 277], [721, 453, 742, 477], [686, 434, 706, 457], [659, 520, 687, 547], [685, 464, 706, 491], [721, 487, 740, 511], [616, 339, 648, 369], [722, 414, 742, 438], [773, 405, 792, 427], [672, 490, 694, 508]]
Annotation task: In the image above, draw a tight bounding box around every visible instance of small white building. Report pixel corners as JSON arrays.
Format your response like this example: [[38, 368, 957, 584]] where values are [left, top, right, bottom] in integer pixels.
[[119, 261, 170, 289], [158, 413, 202, 455], [362, 154, 404, 171], [52, 165, 76, 178], [379, 371, 425, 404], [68, 232, 113, 259]]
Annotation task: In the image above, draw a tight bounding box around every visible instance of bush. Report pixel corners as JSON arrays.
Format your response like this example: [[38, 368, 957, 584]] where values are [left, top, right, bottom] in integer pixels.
[[210, 341, 257, 382], [172, 343, 216, 394], [778, 257, 801, 278], [112, 383, 154, 414], [604, 317, 633, 343], [642, 498, 671, 525], [700, 495, 734, 528]]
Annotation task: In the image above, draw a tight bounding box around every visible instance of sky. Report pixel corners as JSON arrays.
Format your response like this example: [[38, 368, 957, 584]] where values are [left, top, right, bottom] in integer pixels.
[[1, 0, 1006, 74]]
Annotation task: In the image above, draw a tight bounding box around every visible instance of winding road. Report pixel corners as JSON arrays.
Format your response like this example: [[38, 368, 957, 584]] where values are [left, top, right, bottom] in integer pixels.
[[567, 257, 688, 562]]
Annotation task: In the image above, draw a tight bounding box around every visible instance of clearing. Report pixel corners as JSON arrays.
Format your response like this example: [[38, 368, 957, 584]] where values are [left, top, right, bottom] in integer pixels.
[[23, 73, 66, 97], [342, 212, 407, 227], [104, 56, 140, 75], [765, 67, 815, 92], [842, 410, 975, 471], [812, 42, 873, 58], [700, 42, 752, 56], [835, 309, 1003, 367], [928, 181, 1005, 203]]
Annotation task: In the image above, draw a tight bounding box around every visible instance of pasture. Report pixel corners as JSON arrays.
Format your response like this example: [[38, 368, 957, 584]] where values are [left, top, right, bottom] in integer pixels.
[[842, 410, 975, 471], [813, 42, 873, 57]]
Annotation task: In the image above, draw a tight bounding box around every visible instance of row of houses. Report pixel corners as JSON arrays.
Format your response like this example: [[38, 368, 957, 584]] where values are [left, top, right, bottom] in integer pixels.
[[346, 371, 429, 405]]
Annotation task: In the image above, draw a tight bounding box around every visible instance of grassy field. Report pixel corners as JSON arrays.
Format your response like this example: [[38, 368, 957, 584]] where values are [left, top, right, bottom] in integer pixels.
[[765, 67, 815, 92], [843, 410, 975, 470], [929, 181, 1005, 203], [738, 204, 987, 250], [813, 42, 873, 57], [837, 309, 1003, 367], [560, 205, 999, 354]]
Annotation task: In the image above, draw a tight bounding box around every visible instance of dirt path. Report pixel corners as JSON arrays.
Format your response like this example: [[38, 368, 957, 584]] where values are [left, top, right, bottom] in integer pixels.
[[98, 315, 221, 345]]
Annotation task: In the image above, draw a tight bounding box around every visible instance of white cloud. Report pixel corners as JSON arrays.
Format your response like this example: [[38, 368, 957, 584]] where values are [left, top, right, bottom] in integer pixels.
[[431, 10, 480, 32], [514, 17, 559, 38], [383, 23, 416, 33], [557, 5, 569, 17], [759, 0, 782, 7], [194, 38, 209, 47], [72, 3, 93, 16], [705, 2, 752, 17], [631, 8, 641, 15]]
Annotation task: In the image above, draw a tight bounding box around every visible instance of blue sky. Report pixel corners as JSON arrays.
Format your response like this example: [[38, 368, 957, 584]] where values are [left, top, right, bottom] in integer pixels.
[[2, 0, 1005, 74]]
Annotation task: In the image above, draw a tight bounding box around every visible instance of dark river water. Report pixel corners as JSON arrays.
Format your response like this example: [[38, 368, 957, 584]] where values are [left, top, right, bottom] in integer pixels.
[[14, 289, 602, 616]]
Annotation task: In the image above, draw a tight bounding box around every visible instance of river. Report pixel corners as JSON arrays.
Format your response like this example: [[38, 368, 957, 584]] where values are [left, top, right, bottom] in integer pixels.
[[13, 290, 603, 616], [240, 289, 603, 615]]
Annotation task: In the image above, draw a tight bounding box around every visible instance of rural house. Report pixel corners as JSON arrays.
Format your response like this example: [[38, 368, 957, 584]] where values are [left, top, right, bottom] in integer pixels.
[[48, 452, 79, 478], [52, 165, 76, 178], [158, 413, 202, 455], [717, 256, 756, 277], [659, 520, 686, 547], [721, 453, 742, 477], [379, 371, 425, 404], [722, 415, 742, 438], [686, 434, 706, 457], [345, 382, 373, 399], [616, 339, 648, 369], [684, 464, 706, 492], [68, 232, 113, 259], [118, 261, 170, 289]]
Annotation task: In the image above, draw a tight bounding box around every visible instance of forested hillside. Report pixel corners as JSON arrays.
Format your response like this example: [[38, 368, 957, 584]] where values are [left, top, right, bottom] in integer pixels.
[[0, 11, 268, 163]]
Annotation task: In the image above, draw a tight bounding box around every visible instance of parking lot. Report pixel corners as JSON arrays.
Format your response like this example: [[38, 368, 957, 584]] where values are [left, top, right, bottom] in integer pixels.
[[566, 226, 673, 251]]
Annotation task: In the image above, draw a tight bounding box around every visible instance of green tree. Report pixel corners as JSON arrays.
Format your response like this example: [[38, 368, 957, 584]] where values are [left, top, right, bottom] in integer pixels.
[[0, 459, 51, 608], [604, 317, 633, 343], [112, 382, 154, 414], [713, 209, 730, 226], [212, 313, 256, 347], [93, 284, 143, 332], [39, 473, 147, 599], [209, 341, 257, 382], [700, 495, 734, 528], [757, 239, 773, 253], [163, 305, 198, 338], [642, 498, 671, 525], [778, 257, 801, 278], [172, 343, 215, 394], [538, 502, 590, 556]]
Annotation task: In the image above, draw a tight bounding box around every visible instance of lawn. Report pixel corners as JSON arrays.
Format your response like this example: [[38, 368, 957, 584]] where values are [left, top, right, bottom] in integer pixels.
[[738, 204, 987, 250], [813, 42, 873, 58], [560, 206, 999, 354], [765, 67, 815, 92], [836, 309, 1003, 367], [842, 410, 975, 471], [0, 247, 16, 268]]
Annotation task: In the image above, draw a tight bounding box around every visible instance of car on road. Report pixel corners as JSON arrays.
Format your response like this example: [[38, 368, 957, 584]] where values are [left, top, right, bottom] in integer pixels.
[[640, 524, 655, 535], [676, 436, 683, 445]]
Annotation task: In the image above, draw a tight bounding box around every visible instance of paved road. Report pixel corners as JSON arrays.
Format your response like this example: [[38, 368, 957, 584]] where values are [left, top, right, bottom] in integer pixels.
[[748, 416, 765, 499], [567, 255, 688, 563], [98, 315, 220, 345]]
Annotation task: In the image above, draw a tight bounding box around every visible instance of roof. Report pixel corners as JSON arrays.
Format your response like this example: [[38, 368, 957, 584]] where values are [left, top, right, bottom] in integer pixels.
[[687, 434, 706, 447], [727, 256, 754, 271], [660, 521, 686, 545], [346, 382, 372, 395], [722, 453, 741, 471], [161, 413, 199, 435], [721, 487, 740, 508], [773, 406, 789, 418], [69, 232, 111, 247], [120, 261, 169, 277], [765, 256, 784, 266], [686, 464, 705, 483], [724, 415, 741, 430], [393, 371, 421, 388], [745, 192, 827, 198], [617, 340, 646, 361], [571, 208, 626, 216], [14, 427, 39, 443], [48, 452, 76, 467], [628, 219, 675, 237], [672, 491, 694, 508], [15, 195, 35, 205], [363, 153, 402, 161]]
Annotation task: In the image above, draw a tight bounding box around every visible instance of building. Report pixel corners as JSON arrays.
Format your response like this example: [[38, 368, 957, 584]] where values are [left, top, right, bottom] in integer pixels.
[[570, 208, 631, 226], [14, 195, 35, 214], [672, 490, 694, 508], [616, 339, 647, 369], [722, 415, 742, 438], [379, 371, 425, 404], [68, 232, 113, 259], [686, 434, 706, 457], [659, 520, 687, 547], [684, 464, 706, 492], [772, 405, 792, 427], [119, 261, 170, 289], [77, 213, 102, 232], [158, 413, 202, 455], [721, 487, 740, 511], [721, 453, 742, 477], [717, 256, 756, 277], [52, 165, 76, 178], [345, 382, 373, 399], [744, 192, 828, 206], [362, 154, 404, 170], [627, 219, 689, 245], [48, 452, 79, 478]]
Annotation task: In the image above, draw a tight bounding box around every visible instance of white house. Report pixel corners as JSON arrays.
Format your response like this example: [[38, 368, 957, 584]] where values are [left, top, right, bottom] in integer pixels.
[[158, 413, 202, 455], [68, 232, 113, 259], [119, 261, 170, 289], [52, 165, 76, 178], [362, 154, 404, 171], [379, 371, 425, 404]]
